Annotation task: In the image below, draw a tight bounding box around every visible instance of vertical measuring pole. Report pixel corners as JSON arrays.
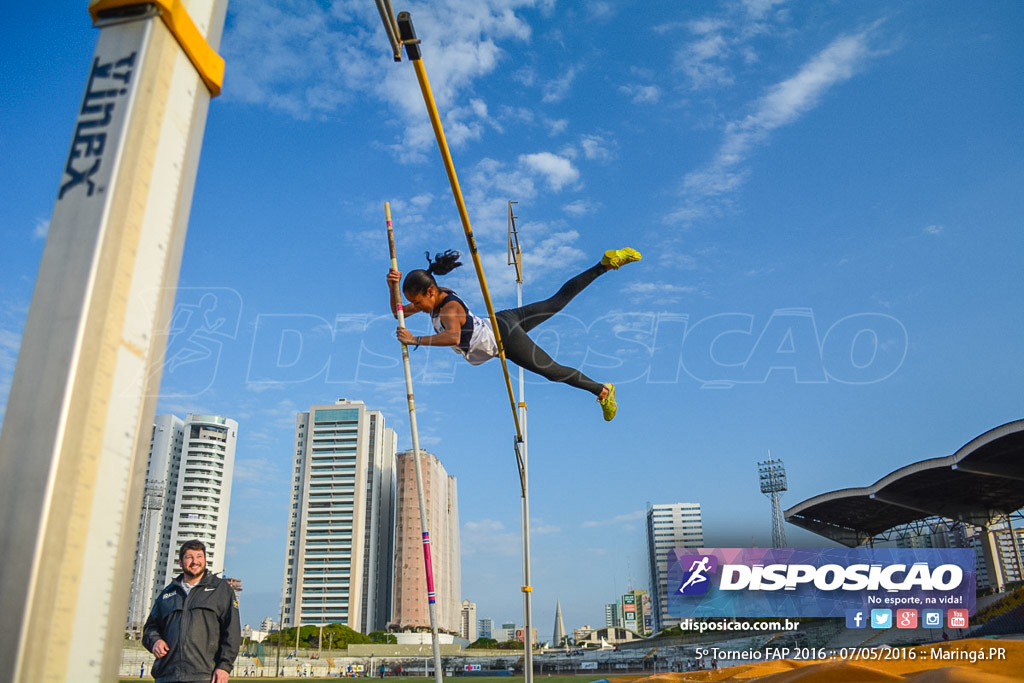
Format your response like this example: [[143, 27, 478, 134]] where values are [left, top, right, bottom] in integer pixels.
[[386, 203, 445, 683], [509, 202, 534, 682], [0, 2, 227, 681]]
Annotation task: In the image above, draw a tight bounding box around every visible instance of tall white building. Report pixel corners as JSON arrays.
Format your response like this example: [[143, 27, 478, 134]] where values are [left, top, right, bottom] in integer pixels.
[[392, 449, 460, 633], [646, 502, 704, 631], [127, 414, 237, 631], [282, 400, 397, 632]]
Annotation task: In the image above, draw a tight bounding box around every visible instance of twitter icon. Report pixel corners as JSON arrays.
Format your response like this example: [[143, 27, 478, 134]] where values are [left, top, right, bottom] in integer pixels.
[[871, 609, 893, 629]]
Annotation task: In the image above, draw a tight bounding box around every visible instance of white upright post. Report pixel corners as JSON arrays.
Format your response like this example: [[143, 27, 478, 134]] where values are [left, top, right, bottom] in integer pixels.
[[0, 2, 227, 681], [509, 203, 535, 682]]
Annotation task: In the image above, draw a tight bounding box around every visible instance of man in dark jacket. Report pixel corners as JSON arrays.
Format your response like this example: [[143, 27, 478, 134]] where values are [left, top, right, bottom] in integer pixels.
[[143, 539, 240, 683]]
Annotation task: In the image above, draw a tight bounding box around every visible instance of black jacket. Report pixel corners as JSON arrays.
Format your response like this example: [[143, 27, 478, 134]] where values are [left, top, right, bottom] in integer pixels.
[[142, 570, 240, 682]]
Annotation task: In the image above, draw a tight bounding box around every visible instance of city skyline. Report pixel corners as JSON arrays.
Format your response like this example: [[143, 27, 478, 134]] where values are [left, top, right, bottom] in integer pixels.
[[3, 0, 1022, 641]]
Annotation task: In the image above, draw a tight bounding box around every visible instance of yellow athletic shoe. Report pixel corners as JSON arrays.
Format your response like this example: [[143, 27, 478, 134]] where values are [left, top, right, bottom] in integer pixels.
[[601, 247, 642, 270], [598, 383, 617, 421]]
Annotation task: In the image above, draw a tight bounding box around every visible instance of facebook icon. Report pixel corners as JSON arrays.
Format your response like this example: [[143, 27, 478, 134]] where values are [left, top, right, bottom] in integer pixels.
[[845, 609, 866, 629]]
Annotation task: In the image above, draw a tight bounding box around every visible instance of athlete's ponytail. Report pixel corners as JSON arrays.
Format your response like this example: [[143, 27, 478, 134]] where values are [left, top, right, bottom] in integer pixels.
[[403, 249, 462, 296], [426, 249, 462, 275]]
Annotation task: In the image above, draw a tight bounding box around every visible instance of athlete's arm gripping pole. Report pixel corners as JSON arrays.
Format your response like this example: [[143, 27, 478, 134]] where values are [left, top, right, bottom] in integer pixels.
[[393, 11, 523, 443], [386, 203, 444, 683]]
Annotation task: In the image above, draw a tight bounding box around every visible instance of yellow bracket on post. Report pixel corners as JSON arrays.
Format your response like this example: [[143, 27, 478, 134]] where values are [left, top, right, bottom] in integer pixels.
[[89, 0, 225, 96]]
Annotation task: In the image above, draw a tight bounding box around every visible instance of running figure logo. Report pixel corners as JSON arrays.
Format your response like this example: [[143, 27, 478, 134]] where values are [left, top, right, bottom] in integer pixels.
[[677, 555, 718, 596]]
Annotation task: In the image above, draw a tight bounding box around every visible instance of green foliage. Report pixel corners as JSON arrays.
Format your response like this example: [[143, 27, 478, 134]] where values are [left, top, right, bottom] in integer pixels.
[[264, 623, 373, 649], [369, 630, 397, 644], [467, 637, 498, 649]]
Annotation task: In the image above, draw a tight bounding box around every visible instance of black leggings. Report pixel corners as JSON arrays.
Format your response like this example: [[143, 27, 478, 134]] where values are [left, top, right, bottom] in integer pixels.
[[495, 264, 606, 396]]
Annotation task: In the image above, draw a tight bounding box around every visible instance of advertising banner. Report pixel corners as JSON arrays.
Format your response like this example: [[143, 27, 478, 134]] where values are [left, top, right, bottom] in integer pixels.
[[668, 547, 976, 618]]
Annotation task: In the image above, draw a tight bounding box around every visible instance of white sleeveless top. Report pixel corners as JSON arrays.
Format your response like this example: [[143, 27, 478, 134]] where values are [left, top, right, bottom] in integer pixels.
[[430, 290, 498, 366]]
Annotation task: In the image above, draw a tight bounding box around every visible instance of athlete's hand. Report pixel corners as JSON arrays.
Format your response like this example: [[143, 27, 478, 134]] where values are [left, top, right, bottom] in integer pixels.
[[386, 268, 402, 286], [396, 326, 416, 345], [152, 639, 169, 657]]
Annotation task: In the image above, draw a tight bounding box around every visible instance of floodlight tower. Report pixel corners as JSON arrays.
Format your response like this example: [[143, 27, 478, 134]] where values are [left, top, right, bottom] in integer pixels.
[[758, 456, 788, 548]]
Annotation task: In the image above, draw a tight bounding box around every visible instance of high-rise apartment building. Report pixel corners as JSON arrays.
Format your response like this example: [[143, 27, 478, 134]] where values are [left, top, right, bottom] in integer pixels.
[[478, 616, 493, 640], [460, 599, 477, 642], [281, 400, 396, 632], [392, 449, 460, 633], [895, 518, 1024, 590], [497, 622, 517, 641], [646, 502, 704, 631], [605, 602, 620, 628], [127, 414, 237, 631], [619, 589, 652, 635]]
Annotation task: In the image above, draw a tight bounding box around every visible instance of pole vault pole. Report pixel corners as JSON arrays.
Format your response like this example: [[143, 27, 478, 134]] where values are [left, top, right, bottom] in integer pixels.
[[386, 203, 445, 683], [393, 10, 522, 442], [508, 203, 535, 682], [0, 2, 226, 681]]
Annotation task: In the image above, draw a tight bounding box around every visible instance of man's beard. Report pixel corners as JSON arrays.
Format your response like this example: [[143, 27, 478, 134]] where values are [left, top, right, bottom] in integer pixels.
[[183, 565, 205, 581]]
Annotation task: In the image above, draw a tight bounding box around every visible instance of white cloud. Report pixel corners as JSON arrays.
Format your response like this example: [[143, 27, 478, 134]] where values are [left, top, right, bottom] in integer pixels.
[[671, 1, 791, 91], [221, 0, 538, 154], [625, 282, 698, 297], [522, 230, 586, 275], [580, 509, 645, 528], [462, 519, 520, 556], [541, 65, 579, 103], [469, 157, 540, 200], [544, 118, 569, 136], [674, 24, 885, 221], [680, 31, 733, 89], [580, 134, 614, 162], [586, 2, 615, 21], [530, 518, 561, 534], [519, 152, 580, 191], [32, 218, 49, 240], [923, 224, 944, 235], [620, 83, 661, 104], [562, 200, 595, 217], [742, 0, 787, 21]]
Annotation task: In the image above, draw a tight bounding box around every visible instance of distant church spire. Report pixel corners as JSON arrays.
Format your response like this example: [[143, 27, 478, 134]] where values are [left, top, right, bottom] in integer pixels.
[[552, 600, 566, 647]]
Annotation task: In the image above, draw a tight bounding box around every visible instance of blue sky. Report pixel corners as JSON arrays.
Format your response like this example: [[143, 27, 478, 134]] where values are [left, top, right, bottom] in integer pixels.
[[2, 1, 1022, 640]]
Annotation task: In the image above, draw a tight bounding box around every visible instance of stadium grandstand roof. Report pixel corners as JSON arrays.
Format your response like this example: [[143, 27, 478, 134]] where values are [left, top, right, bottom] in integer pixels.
[[785, 419, 1024, 547]]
